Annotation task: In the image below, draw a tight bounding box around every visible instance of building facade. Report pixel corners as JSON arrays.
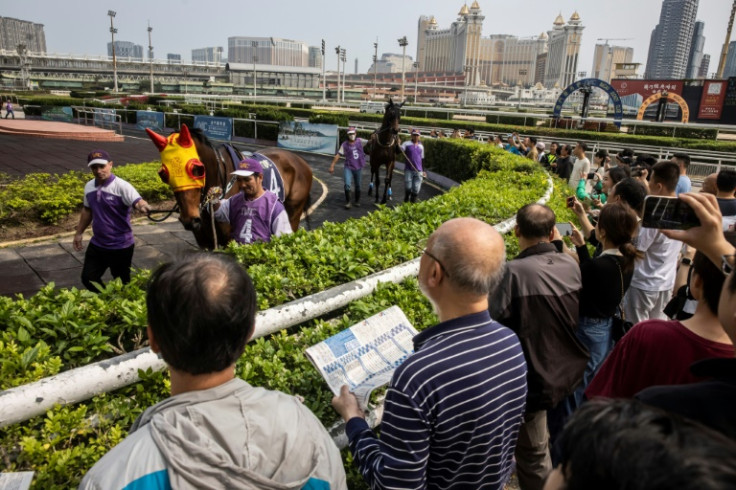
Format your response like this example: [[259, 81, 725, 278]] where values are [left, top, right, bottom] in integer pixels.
[[686, 20, 706, 78], [543, 12, 585, 88], [698, 53, 710, 78], [228, 37, 311, 67], [417, 3, 583, 89], [167, 53, 182, 64], [645, 0, 699, 79], [724, 41, 736, 78], [592, 44, 635, 82], [0, 17, 46, 53], [367, 53, 414, 74], [192, 47, 223, 64], [308, 46, 322, 69], [108, 41, 143, 61]]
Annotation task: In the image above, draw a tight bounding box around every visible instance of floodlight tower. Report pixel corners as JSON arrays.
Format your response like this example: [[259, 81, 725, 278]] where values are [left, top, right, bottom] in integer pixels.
[[108, 10, 118, 92]]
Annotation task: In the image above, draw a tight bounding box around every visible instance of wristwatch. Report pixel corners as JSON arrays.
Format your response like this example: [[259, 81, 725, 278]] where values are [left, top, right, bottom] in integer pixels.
[[681, 257, 693, 266]]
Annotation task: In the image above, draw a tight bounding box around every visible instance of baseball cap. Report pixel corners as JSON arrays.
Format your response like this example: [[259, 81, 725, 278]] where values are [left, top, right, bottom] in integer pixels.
[[536, 142, 546, 150], [347, 127, 356, 134], [231, 157, 264, 177], [411, 128, 421, 136], [87, 149, 111, 167]]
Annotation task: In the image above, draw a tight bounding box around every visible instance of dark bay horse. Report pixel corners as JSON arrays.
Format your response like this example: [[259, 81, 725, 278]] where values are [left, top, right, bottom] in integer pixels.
[[367, 99, 403, 204], [146, 124, 312, 249]]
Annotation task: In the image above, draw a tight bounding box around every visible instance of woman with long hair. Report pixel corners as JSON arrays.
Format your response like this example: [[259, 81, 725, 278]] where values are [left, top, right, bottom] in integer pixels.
[[568, 202, 642, 408]]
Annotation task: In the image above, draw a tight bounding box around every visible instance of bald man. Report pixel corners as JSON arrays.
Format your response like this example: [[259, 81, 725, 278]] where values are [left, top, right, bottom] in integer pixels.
[[333, 218, 528, 490], [701, 173, 718, 195], [490, 203, 587, 490]]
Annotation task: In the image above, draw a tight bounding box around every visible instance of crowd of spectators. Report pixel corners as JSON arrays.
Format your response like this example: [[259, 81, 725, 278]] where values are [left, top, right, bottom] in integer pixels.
[[80, 135, 736, 490]]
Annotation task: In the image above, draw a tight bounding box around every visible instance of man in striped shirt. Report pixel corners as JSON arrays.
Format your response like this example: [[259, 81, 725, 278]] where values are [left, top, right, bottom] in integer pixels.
[[332, 217, 528, 489]]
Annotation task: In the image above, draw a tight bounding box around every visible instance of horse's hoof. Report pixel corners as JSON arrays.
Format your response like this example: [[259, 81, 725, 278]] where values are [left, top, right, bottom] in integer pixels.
[[380, 199, 387, 205]]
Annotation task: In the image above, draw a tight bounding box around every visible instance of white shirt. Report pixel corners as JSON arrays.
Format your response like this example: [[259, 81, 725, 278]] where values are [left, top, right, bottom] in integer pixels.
[[569, 157, 590, 189], [630, 226, 682, 292]]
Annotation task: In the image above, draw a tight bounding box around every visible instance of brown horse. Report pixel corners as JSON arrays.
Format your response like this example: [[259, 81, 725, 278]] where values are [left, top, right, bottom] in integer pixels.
[[367, 99, 403, 204], [146, 124, 312, 249]]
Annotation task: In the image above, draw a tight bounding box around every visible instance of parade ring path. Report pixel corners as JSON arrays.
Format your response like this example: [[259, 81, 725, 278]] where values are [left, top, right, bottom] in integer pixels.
[[0, 124, 442, 297]]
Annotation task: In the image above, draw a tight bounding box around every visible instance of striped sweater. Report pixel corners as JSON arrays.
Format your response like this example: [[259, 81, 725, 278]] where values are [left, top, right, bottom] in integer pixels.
[[345, 310, 528, 489]]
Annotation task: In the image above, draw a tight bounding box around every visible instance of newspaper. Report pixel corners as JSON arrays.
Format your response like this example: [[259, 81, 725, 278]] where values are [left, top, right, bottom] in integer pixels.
[[306, 305, 418, 408]]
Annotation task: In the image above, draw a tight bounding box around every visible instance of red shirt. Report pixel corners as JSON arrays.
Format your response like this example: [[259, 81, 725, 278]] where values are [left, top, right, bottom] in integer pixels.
[[586, 319, 734, 399]]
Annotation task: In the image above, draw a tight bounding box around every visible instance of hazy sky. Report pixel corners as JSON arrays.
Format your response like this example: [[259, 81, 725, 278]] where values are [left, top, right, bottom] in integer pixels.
[[2, 0, 733, 77]]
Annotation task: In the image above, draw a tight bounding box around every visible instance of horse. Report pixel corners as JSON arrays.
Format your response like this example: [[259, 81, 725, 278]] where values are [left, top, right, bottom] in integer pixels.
[[367, 99, 403, 204], [146, 124, 313, 249]]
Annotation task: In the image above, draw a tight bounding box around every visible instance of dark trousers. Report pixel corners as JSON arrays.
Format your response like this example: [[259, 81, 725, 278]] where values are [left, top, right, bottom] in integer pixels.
[[81, 242, 135, 292]]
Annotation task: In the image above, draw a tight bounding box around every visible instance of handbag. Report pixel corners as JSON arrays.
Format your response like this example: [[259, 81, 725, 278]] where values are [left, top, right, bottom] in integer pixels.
[[610, 256, 634, 342]]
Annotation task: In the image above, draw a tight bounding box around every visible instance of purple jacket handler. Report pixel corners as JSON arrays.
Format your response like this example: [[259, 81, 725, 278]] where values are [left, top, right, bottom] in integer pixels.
[[214, 157, 292, 244], [329, 127, 367, 209], [73, 150, 150, 292], [401, 129, 426, 203]]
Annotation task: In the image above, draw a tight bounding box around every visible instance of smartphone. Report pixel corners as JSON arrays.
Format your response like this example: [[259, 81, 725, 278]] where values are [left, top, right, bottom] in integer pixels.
[[566, 196, 575, 208], [556, 223, 573, 236], [642, 196, 701, 230], [587, 172, 596, 180]]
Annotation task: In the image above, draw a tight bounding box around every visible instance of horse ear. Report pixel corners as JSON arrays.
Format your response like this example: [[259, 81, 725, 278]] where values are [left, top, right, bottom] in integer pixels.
[[146, 128, 168, 152], [178, 124, 193, 148]]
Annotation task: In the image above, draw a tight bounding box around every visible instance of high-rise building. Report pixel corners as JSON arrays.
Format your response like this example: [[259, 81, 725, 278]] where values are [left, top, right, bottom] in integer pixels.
[[417, 3, 583, 88], [0, 17, 46, 53], [308, 46, 322, 69], [192, 47, 223, 64], [543, 12, 585, 88], [167, 53, 182, 64], [645, 0, 699, 79], [698, 53, 710, 78], [686, 20, 706, 78], [592, 44, 634, 82], [108, 41, 143, 61], [724, 41, 736, 78], [367, 53, 414, 74], [228, 37, 309, 67]]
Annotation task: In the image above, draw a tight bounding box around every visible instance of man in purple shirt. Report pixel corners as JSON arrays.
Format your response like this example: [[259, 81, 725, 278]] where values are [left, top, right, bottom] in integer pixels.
[[329, 126, 366, 209], [401, 128, 426, 203], [214, 158, 292, 245], [73, 149, 150, 292]]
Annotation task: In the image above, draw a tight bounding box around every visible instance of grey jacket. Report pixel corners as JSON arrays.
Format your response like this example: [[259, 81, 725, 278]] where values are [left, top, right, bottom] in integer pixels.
[[80, 378, 346, 489]]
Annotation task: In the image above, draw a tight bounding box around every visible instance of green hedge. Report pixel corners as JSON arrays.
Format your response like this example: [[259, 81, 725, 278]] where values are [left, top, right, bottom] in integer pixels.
[[0, 140, 566, 488]]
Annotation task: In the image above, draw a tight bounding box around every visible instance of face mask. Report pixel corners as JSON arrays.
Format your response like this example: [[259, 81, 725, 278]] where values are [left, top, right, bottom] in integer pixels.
[[348, 134, 356, 141]]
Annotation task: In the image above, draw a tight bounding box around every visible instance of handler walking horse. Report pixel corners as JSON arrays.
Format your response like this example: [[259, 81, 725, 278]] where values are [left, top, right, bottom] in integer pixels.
[[146, 124, 312, 249], [367, 99, 403, 204]]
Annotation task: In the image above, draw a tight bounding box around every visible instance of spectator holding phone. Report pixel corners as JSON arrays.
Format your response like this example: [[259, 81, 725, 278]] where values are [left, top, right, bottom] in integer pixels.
[[623, 161, 683, 324], [567, 202, 642, 408]]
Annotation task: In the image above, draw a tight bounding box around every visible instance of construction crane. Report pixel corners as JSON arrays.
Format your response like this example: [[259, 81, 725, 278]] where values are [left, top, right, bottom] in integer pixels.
[[717, 0, 736, 78], [597, 38, 633, 45]]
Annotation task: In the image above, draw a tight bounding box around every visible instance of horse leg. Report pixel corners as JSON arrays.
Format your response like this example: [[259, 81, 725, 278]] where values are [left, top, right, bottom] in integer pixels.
[[373, 170, 380, 203], [381, 161, 395, 205], [368, 169, 374, 197]]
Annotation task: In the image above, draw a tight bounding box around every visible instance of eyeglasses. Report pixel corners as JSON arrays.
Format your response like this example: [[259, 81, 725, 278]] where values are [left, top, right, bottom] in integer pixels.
[[416, 237, 450, 278], [722, 254, 736, 276]]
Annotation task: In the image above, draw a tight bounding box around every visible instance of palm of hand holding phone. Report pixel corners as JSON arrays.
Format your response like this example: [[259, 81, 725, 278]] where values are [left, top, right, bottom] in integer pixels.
[[642, 195, 701, 230]]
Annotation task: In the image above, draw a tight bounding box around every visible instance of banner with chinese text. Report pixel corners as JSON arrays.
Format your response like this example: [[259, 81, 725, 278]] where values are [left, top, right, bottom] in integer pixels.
[[193, 116, 232, 141]]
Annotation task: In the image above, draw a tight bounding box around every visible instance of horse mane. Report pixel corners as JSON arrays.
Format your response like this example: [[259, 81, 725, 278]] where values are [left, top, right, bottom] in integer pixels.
[[380, 101, 401, 131]]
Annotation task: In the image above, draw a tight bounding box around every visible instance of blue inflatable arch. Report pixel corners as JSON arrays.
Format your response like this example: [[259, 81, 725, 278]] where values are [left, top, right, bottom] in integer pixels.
[[552, 78, 624, 128]]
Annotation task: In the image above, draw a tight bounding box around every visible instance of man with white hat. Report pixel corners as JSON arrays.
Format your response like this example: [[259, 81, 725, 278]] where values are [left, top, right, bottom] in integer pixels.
[[401, 129, 426, 203], [73, 149, 150, 292], [329, 126, 367, 209], [213, 157, 292, 244]]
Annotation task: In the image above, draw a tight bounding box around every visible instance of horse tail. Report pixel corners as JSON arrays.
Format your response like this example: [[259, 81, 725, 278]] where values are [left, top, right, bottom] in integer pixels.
[[303, 191, 312, 231]]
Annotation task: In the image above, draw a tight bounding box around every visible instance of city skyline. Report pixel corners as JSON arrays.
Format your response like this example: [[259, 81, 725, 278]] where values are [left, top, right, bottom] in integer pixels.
[[1, 0, 732, 79]]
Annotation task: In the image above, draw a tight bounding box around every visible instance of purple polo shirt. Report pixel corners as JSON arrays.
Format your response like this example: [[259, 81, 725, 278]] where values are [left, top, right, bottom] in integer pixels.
[[215, 190, 292, 244], [83, 175, 142, 249], [338, 139, 366, 171], [401, 141, 424, 172]]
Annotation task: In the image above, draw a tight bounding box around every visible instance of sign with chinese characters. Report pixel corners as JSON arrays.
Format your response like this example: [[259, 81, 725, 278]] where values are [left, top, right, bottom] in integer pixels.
[[135, 111, 165, 131], [698, 80, 727, 120], [193, 116, 232, 141], [611, 80, 684, 98]]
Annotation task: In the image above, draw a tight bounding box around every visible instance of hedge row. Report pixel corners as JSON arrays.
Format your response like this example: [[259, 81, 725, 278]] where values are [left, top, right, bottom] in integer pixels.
[[0, 141, 567, 488]]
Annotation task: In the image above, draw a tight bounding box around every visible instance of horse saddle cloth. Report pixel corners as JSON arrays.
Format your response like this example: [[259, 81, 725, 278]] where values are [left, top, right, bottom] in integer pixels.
[[223, 145, 286, 202]]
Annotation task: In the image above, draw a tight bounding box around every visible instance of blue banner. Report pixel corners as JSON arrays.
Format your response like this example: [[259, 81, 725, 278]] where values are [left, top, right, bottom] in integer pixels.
[[277, 121, 338, 154], [193, 116, 232, 141], [93, 108, 116, 125], [136, 111, 165, 131]]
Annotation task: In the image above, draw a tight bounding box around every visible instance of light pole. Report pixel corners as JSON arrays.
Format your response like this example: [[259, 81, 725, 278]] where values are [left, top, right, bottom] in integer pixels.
[[321, 39, 326, 101], [251, 40, 258, 99], [108, 10, 118, 93], [335, 46, 341, 103], [147, 22, 154, 93], [340, 48, 346, 103], [413, 61, 419, 104], [398, 36, 408, 102], [373, 41, 378, 100]]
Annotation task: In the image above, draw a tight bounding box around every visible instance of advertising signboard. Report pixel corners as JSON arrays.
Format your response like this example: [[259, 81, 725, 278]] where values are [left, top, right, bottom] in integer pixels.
[[277, 121, 338, 154], [135, 111, 165, 131], [193, 116, 232, 141], [697, 80, 727, 120], [610, 79, 684, 114]]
